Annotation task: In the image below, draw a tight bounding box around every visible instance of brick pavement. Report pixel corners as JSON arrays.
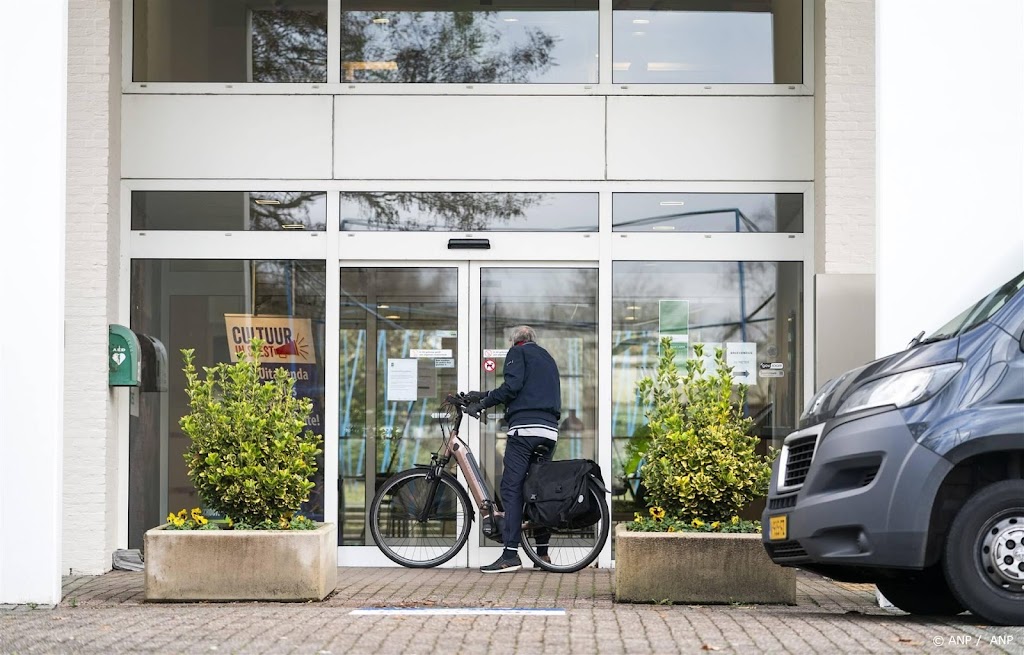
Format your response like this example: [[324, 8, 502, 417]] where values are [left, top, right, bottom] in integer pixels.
[[1, 569, 1022, 654]]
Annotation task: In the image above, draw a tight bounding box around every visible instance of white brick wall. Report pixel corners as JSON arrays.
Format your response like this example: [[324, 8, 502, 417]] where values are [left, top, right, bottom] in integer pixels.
[[65, 0, 120, 575], [815, 0, 875, 275]]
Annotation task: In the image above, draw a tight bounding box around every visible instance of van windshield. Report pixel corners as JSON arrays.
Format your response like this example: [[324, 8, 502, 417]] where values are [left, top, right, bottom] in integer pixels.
[[927, 271, 1024, 340]]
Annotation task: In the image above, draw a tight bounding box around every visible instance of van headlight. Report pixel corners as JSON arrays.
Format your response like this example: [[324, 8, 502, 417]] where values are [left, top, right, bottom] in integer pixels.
[[836, 362, 962, 417]]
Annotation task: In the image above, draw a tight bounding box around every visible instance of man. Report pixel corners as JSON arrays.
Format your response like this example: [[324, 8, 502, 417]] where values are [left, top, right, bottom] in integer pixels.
[[465, 325, 561, 573]]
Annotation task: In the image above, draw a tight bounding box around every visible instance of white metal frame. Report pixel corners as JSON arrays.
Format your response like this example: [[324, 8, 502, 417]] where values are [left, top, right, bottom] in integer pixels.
[[118, 180, 816, 568], [122, 0, 814, 96]]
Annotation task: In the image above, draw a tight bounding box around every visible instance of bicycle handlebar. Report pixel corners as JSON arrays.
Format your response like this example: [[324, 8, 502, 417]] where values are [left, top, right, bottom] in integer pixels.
[[445, 392, 488, 423]]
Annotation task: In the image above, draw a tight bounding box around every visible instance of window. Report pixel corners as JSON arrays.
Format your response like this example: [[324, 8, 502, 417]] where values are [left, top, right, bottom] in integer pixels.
[[131, 191, 327, 231], [612, 0, 802, 84], [128, 259, 326, 549], [610, 260, 803, 525], [613, 193, 803, 233], [340, 192, 598, 231], [341, 0, 599, 83], [133, 0, 328, 82]]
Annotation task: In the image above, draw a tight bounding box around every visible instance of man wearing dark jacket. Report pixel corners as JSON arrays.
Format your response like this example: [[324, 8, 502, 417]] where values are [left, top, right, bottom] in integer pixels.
[[465, 325, 560, 572]]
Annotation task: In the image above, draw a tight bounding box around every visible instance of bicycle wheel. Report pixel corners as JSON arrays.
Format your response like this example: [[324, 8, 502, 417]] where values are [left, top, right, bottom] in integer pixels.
[[369, 468, 474, 568], [520, 483, 609, 573]]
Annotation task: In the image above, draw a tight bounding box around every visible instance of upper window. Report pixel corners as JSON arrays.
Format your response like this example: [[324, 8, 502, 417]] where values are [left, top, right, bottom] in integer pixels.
[[132, 191, 328, 231], [613, 193, 803, 233], [612, 0, 802, 84], [341, 0, 599, 83], [341, 192, 598, 231], [133, 0, 328, 82]]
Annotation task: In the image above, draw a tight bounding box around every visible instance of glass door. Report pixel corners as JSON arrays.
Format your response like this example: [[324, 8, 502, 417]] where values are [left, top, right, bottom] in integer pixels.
[[468, 263, 599, 568], [337, 264, 468, 566], [336, 262, 598, 568]]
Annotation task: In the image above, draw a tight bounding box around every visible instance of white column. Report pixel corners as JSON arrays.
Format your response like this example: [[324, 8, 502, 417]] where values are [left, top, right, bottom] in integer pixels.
[[876, 0, 1024, 358], [0, 1, 67, 604]]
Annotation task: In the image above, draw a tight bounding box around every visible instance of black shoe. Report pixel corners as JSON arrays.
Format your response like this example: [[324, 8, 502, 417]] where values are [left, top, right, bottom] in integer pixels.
[[481, 552, 521, 573]]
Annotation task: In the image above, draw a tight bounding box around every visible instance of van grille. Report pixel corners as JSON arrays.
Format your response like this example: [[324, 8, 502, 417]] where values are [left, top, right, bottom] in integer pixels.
[[783, 435, 818, 489], [861, 466, 879, 487], [766, 540, 808, 559], [769, 495, 797, 510]]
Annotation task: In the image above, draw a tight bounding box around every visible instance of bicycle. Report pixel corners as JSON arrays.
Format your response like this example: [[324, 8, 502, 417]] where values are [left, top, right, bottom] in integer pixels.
[[368, 393, 610, 572]]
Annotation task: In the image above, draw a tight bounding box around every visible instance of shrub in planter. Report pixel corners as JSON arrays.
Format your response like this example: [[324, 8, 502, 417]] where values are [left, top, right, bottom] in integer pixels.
[[631, 337, 774, 532], [180, 339, 323, 527], [615, 338, 792, 604]]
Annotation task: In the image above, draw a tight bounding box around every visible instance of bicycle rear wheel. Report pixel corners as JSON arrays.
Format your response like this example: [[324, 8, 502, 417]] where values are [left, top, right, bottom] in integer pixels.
[[520, 484, 609, 573], [369, 468, 473, 568]]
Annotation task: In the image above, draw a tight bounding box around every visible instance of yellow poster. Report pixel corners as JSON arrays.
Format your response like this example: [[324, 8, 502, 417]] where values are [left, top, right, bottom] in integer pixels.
[[224, 314, 316, 364]]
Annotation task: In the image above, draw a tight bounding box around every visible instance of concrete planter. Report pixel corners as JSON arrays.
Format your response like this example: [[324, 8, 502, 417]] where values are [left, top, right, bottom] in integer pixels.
[[614, 524, 795, 604], [144, 523, 337, 602]]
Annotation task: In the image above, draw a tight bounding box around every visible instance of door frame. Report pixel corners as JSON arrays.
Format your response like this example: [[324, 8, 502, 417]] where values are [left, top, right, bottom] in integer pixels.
[[334, 259, 600, 568], [467, 260, 600, 568]]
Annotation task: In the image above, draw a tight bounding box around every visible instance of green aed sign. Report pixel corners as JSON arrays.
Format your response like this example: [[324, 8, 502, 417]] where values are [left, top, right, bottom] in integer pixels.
[[109, 324, 141, 387]]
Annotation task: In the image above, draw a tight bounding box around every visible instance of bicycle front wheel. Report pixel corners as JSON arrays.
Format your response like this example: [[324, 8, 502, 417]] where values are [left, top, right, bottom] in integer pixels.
[[369, 468, 473, 568], [520, 483, 609, 573]]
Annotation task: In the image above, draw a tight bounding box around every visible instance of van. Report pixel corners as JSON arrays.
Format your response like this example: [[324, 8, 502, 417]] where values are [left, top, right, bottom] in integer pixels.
[[763, 271, 1024, 625]]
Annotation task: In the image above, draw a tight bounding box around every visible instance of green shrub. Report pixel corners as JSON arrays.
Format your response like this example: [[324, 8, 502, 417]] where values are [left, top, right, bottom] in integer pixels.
[[634, 338, 773, 527], [180, 339, 322, 527]]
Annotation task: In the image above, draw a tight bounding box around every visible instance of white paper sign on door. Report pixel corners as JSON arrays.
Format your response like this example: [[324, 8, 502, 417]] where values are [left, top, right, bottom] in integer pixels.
[[726, 342, 757, 385], [386, 359, 418, 402]]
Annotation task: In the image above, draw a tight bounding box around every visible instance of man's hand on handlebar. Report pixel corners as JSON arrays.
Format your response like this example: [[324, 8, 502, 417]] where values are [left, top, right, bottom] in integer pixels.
[[463, 401, 486, 419], [448, 392, 486, 420]]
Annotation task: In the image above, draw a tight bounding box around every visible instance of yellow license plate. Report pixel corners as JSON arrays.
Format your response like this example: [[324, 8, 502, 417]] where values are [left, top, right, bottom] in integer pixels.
[[769, 515, 788, 541]]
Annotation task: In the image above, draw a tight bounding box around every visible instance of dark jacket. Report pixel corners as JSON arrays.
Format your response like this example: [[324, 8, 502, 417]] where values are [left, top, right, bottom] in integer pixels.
[[481, 341, 561, 428]]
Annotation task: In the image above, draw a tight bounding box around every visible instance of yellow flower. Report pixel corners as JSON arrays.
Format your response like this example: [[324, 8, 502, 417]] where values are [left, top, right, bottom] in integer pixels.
[[691, 518, 705, 528], [649, 506, 666, 521], [731, 516, 740, 525], [177, 509, 187, 519], [667, 526, 676, 532], [710, 521, 721, 531], [633, 512, 643, 522], [226, 517, 234, 528], [196, 516, 208, 525], [166, 513, 176, 523]]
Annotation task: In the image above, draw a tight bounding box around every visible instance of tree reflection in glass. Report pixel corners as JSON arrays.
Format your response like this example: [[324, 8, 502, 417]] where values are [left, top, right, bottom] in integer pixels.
[[341, 3, 598, 83], [132, 0, 327, 83], [340, 192, 598, 231], [252, 9, 328, 82], [248, 192, 328, 230], [131, 191, 327, 231]]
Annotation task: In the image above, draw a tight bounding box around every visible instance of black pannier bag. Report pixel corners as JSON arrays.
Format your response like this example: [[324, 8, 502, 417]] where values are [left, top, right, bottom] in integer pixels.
[[523, 459, 608, 530]]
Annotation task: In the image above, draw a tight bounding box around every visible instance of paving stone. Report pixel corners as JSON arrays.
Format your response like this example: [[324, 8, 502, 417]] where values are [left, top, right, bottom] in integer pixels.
[[0, 569, 1022, 653]]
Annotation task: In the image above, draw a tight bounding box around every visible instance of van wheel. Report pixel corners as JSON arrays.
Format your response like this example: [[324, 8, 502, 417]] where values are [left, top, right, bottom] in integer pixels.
[[876, 569, 964, 616], [943, 480, 1024, 625]]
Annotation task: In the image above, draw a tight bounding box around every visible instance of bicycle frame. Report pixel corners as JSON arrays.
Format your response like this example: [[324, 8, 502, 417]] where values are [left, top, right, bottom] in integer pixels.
[[425, 402, 495, 516]]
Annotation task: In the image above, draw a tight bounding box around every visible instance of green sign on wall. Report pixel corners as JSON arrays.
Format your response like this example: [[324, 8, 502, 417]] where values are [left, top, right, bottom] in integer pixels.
[[109, 324, 141, 387]]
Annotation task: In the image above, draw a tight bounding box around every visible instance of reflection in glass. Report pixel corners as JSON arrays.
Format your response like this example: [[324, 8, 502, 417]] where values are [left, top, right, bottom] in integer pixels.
[[133, 0, 327, 82], [128, 259, 327, 549], [612, 0, 802, 84], [338, 268, 459, 546], [610, 261, 802, 529], [479, 267, 598, 546], [341, 1, 598, 83], [131, 191, 327, 231], [341, 192, 598, 231], [613, 193, 803, 233]]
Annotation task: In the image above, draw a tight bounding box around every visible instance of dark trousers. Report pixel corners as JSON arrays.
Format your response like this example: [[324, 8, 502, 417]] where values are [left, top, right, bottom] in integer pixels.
[[501, 434, 555, 550]]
